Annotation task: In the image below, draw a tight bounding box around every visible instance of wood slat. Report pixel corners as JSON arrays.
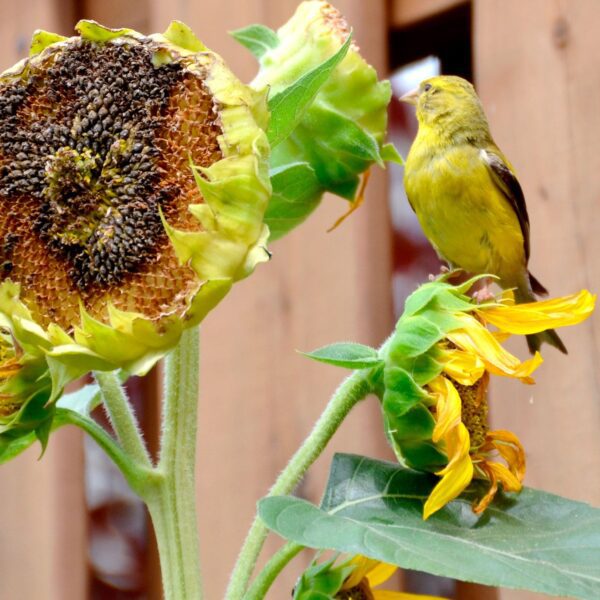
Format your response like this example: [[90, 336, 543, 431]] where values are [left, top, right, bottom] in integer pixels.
[[474, 1, 600, 598], [391, 0, 468, 28]]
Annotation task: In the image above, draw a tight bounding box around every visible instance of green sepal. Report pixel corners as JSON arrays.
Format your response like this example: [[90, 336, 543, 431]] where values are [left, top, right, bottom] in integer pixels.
[[267, 35, 352, 148], [389, 315, 445, 360], [382, 366, 430, 415], [231, 24, 279, 59], [162, 20, 207, 52], [400, 353, 444, 387], [293, 556, 353, 600], [75, 20, 137, 43], [303, 342, 382, 369], [30, 30, 67, 56]]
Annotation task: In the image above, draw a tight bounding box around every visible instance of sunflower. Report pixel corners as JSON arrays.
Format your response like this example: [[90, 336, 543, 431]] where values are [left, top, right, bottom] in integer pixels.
[[294, 554, 446, 600], [0, 20, 270, 386], [338, 556, 446, 599], [380, 278, 595, 519]]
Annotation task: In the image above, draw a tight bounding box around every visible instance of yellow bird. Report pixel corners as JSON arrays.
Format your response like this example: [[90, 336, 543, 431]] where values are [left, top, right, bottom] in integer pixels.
[[401, 75, 566, 354]]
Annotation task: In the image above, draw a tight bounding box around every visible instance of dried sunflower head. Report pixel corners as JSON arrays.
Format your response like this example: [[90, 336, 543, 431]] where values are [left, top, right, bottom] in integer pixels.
[[0, 20, 270, 384]]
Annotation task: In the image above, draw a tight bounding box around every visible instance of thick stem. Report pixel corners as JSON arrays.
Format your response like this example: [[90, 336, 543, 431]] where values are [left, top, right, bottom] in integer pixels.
[[244, 542, 304, 600], [226, 370, 371, 599], [95, 370, 152, 469], [146, 327, 203, 600]]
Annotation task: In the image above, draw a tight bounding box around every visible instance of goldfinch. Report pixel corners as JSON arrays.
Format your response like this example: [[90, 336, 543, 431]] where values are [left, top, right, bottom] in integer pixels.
[[401, 75, 566, 354]]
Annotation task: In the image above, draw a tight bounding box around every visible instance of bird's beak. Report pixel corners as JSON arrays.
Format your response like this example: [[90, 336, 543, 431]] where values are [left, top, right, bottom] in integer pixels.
[[399, 87, 419, 106]]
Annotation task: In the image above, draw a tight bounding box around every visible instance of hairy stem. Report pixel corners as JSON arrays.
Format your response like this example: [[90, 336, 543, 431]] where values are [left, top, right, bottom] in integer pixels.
[[95, 370, 152, 469], [146, 327, 203, 600], [244, 542, 304, 600], [226, 370, 372, 599]]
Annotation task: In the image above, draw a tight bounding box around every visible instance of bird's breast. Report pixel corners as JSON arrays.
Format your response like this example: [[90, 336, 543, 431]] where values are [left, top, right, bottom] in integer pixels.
[[403, 140, 525, 285]]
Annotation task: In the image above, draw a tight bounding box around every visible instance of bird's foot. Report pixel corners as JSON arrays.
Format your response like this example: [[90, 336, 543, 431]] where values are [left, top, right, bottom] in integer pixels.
[[472, 281, 496, 303]]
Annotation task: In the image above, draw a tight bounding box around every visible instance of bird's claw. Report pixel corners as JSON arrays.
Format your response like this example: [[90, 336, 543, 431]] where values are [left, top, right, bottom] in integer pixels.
[[472, 286, 496, 303]]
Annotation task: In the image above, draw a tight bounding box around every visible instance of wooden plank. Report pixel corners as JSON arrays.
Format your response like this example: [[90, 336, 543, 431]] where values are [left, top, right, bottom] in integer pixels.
[[474, 1, 600, 599], [0, 429, 87, 600], [81, 0, 149, 33], [0, 0, 75, 66], [145, 1, 394, 596], [391, 0, 468, 28]]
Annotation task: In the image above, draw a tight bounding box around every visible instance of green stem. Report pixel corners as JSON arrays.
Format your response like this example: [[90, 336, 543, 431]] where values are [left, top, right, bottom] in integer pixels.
[[244, 542, 304, 600], [226, 370, 372, 600], [145, 327, 203, 600], [95, 370, 152, 469], [57, 408, 158, 495]]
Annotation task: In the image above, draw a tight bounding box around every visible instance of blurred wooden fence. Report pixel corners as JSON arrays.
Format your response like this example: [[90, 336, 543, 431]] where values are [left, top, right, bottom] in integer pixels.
[[0, 0, 598, 599]]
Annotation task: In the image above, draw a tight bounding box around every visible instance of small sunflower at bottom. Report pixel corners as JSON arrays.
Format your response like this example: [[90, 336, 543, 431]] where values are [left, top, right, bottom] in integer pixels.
[[293, 554, 446, 600]]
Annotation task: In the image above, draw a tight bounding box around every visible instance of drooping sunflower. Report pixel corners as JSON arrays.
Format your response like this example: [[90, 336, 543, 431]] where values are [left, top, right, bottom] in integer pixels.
[[0, 21, 271, 384], [380, 276, 595, 519]]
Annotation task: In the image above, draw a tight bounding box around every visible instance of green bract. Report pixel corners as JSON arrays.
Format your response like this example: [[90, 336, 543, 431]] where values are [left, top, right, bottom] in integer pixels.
[[379, 277, 480, 471], [235, 0, 399, 240], [0, 20, 271, 394], [292, 557, 353, 600], [0, 288, 54, 451]]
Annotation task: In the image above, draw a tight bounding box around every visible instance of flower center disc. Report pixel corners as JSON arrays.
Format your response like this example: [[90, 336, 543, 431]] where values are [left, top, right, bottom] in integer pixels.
[[0, 37, 223, 327]]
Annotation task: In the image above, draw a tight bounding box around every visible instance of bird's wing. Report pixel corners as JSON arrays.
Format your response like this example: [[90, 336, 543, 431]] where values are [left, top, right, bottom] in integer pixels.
[[481, 148, 530, 261]]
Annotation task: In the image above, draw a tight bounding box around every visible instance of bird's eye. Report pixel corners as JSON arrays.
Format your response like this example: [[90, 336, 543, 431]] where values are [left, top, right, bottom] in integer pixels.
[[423, 83, 432, 92]]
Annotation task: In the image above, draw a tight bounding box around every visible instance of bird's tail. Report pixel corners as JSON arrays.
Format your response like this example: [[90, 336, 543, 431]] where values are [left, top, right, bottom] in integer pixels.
[[515, 273, 567, 355]]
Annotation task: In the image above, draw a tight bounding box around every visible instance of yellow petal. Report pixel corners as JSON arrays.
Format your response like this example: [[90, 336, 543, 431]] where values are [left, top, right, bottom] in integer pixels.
[[478, 290, 595, 334], [488, 429, 526, 480], [428, 376, 462, 443], [447, 315, 542, 383], [485, 461, 522, 492], [441, 348, 485, 386], [423, 424, 473, 519], [366, 561, 398, 587], [344, 556, 379, 589], [374, 591, 448, 600]]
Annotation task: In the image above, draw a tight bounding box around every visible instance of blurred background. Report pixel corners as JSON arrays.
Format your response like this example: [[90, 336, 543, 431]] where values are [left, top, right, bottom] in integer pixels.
[[0, 0, 598, 598]]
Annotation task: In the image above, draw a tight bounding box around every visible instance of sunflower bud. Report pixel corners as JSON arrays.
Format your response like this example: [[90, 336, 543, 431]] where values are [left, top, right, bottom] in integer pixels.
[[379, 275, 595, 518], [0, 20, 270, 386], [238, 0, 397, 239]]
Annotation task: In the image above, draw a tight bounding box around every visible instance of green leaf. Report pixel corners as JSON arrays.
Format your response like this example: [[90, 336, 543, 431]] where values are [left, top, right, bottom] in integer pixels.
[[231, 24, 279, 59], [302, 342, 382, 369], [265, 162, 323, 241], [303, 104, 383, 168], [259, 454, 600, 600], [380, 142, 404, 165], [267, 35, 352, 148]]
